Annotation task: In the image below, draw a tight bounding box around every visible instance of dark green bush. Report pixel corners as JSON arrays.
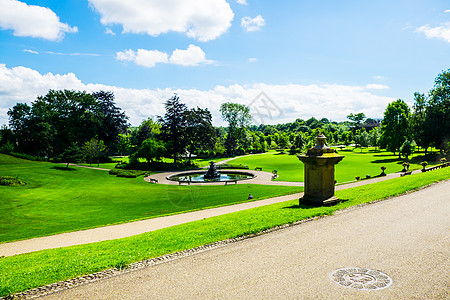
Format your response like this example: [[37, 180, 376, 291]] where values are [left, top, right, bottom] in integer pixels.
[[218, 163, 249, 169], [0, 176, 26, 186]]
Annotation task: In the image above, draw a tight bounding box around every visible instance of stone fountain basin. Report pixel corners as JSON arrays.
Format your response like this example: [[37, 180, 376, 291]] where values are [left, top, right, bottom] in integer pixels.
[[166, 170, 255, 183]]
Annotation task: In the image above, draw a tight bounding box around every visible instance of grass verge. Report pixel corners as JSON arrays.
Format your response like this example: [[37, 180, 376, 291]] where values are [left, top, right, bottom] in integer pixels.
[[1, 167, 449, 297]]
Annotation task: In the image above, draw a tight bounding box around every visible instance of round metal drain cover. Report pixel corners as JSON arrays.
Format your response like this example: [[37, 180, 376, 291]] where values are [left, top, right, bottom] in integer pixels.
[[330, 268, 392, 290]]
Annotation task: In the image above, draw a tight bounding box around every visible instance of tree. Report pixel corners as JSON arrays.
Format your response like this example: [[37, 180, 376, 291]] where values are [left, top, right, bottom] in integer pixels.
[[354, 130, 370, 152], [136, 138, 166, 164], [135, 118, 161, 147], [400, 140, 413, 160], [92, 91, 129, 149], [82, 138, 107, 166], [158, 95, 187, 164], [425, 69, 450, 155], [60, 143, 83, 168], [7, 90, 129, 158], [380, 99, 410, 157], [369, 127, 381, 150], [410, 92, 430, 153], [183, 107, 217, 164], [116, 133, 131, 156], [219, 102, 252, 154], [347, 112, 366, 132]]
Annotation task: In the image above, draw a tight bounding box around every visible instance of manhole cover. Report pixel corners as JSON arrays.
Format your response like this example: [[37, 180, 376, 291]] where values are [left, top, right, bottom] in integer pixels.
[[330, 268, 392, 290]]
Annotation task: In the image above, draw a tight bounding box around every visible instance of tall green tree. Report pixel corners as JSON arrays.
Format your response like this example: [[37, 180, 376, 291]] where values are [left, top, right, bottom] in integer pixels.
[[219, 102, 251, 154], [347, 112, 366, 132], [82, 138, 107, 166], [136, 138, 166, 164], [183, 107, 217, 164], [410, 92, 430, 153], [158, 95, 187, 164], [425, 69, 450, 155], [92, 91, 129, 149], [380, 99, 410, 157]]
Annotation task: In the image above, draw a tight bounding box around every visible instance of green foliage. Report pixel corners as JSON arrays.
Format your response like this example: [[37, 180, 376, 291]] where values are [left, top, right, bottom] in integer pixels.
[[135, 138, 166, 163], [400, 140, 413, 159], [7, 90, 128, 158], [220, 102, 252, 154], [82, 138, 107, 166], [425, 69, 450, 153], [59, 143, 84, 168], [158, 95, 188, 163], [380, 99, 410, 156], [0, 176, 25, 186]]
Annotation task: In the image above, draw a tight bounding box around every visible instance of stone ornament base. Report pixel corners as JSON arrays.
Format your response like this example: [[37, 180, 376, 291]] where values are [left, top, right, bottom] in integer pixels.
[[299, 195, 343, 207]]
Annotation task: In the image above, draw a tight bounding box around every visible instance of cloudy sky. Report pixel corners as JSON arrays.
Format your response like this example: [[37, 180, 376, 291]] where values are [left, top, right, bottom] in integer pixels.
[[0, 0, 449, 127]]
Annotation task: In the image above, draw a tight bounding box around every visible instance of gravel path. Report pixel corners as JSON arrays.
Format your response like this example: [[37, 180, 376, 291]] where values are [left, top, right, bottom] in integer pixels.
[[41, 179, 450, 299]]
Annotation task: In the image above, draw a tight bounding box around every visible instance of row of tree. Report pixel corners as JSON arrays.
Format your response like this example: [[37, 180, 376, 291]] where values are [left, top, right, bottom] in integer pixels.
[[2, 90, 128, 158], [1, 69, 449, 166]]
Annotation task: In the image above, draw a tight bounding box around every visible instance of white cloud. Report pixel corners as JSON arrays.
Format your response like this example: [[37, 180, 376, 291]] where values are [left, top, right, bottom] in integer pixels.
[[416, 22, 450, 43], [116, 49, 169, 67], [89, 0, 233, 42], [116, 45, 212, 67], [0, 0, 77, 40], [23, 49, 39, 54], [241, 15, 265, 32], [445, 10, 450, 13], [249, 57, 258, 62], [105, 28, 115, 36], [46, 51, 100, 56], [373, 75, 386, 80], [365, 83, 389, 90], [170, 45, 213, 66], [0, 64, 396, 127], [236, 0, 248, 5]]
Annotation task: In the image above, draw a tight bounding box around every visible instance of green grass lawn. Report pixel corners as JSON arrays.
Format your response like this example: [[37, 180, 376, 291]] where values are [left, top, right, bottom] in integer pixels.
[[1, 166, 449, 297], [228, 148, 444, 183], [0, 154, 302, 243], [77, 155, 235, 169]]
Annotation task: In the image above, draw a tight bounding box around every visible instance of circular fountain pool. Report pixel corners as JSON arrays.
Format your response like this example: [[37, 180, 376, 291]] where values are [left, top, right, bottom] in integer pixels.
[[167, 171, 254, 183]]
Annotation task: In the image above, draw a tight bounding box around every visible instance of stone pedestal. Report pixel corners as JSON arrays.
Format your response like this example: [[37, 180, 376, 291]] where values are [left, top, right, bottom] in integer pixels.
[[297, 134, 344, 206]]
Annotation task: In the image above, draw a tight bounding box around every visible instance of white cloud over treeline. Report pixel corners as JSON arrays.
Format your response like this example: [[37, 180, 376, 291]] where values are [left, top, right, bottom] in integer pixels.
[[0, 64, 394, 127]]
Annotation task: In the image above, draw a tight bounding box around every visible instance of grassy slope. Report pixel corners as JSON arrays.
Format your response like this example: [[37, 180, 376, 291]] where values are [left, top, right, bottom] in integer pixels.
[[229, 148, 442, 183], [0, 154, 302, 243], [1, 167, 449, 297]]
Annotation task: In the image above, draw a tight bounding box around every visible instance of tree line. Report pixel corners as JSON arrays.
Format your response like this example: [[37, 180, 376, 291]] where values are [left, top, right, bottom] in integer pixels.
[[1, 69, 449, 166]]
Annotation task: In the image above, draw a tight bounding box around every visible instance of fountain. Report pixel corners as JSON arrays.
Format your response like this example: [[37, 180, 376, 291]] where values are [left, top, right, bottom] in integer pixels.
[[167, 161, 255, 183], [204, 161, 220, 179]]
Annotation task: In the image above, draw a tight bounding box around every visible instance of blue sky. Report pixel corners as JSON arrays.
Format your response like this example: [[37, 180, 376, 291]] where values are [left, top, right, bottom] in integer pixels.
[[0, 0, 449, 126]]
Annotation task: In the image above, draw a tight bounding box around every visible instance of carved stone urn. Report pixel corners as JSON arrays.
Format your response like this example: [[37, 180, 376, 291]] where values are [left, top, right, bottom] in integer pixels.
[[297, 133, 344, 206]]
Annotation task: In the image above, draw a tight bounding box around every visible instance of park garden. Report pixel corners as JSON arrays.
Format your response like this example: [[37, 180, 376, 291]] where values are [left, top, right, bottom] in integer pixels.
[[0, 69, 449, 297]]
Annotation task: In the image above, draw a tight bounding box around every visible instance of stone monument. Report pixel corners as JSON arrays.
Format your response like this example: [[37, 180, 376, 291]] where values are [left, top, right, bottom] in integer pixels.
[[297, 133, 344, 206]]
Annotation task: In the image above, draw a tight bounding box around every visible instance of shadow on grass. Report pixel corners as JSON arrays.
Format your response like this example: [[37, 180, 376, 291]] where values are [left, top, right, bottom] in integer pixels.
[[50, 166, 78, 171], [283, 199, 349, 209], [371, 158, 403, 164]]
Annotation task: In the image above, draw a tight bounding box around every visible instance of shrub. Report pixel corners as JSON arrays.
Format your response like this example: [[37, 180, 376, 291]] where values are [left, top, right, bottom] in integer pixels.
[[0, 176, 26, 186], [218, 163, 249, 169]]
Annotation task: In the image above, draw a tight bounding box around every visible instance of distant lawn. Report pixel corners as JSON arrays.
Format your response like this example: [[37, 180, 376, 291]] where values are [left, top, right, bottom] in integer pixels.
[[0, 154, 302, 243], [228, 148, 444, 183], [1, 165, 449, 297], [77, 156, 234, 169]]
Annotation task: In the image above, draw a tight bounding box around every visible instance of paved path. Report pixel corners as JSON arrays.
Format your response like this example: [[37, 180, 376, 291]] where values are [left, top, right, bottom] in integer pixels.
[[0, 170, 419, 257], [43, 179, 450, 299]]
